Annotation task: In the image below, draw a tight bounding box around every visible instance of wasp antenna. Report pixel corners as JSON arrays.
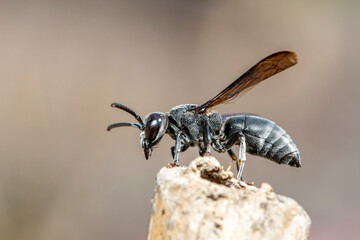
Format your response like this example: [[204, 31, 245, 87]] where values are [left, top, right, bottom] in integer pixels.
[[110, 103, 144, 127], [107, 122, 142, 131]]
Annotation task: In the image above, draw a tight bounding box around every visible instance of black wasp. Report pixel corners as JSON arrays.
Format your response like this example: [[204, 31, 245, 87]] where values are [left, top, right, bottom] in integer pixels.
[[108, 51, 301, 182]]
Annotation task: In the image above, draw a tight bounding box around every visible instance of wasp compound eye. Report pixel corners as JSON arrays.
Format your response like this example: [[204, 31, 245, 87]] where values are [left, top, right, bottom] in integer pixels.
[[145, 114, 161, 141], [144, 112, 167, 143]]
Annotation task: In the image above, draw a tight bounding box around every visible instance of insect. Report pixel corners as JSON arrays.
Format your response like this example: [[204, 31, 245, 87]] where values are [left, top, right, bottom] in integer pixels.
[[108, 51, 301, 182]]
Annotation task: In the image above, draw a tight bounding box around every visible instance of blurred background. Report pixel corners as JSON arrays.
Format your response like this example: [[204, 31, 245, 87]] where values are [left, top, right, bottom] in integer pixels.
[[0, 0, 359, 239]]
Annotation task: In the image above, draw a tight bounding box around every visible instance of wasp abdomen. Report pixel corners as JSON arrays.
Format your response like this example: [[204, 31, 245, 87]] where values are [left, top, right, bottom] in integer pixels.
[[223, 115, 301, 167]]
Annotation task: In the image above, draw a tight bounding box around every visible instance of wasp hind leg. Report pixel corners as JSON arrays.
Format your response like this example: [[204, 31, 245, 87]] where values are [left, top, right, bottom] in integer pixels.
[[237, 133, 246, 183], [225, 132, 246, 186], [224, 133, 246, 185], [227, 149, 239, 173]]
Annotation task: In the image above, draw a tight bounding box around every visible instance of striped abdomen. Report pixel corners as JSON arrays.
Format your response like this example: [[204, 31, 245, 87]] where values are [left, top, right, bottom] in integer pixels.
[[222, 115, 301, 167]]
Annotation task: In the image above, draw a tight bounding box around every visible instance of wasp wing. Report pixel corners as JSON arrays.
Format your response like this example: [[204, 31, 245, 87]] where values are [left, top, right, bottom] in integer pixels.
[[196, 51, 297, 113]]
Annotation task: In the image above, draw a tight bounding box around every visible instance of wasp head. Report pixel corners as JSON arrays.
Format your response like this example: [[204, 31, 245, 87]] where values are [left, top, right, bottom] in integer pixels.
[[140, 112, 168, 160], [107, 103, 168, 160]]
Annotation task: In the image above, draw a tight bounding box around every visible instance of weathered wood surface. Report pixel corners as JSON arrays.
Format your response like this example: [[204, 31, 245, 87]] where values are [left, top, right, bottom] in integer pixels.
[[147, 156, 310, 240]]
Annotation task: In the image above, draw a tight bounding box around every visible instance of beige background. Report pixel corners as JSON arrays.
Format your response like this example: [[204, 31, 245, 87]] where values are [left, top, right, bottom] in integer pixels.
[[0, 0, 359, 239]]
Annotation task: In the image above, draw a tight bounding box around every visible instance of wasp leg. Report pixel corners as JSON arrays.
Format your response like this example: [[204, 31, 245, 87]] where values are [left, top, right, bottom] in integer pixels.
[[171, 144, 189, 162], [172, 131, 185, 166], [227, 149, 239, 173], [198, 120, 212, 157], [224, 133, 246, 182], [203, 120, 211, 155], [237, 134, 246, 183]]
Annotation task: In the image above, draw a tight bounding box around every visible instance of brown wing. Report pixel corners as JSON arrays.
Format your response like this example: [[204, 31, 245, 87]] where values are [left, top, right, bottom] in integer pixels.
[[196, 51, 298, 113]]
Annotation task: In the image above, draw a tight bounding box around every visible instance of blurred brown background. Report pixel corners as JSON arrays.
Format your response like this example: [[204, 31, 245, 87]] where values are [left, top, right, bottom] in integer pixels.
[[0, 0, 359, 239]]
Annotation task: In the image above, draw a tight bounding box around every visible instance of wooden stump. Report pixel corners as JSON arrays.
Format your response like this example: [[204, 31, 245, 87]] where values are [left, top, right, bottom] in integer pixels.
[[147, 156, 310, 240]]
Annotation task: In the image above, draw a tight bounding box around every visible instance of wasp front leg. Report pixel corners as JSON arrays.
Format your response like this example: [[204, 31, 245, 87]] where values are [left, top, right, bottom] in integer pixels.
[[171, 131, 190, 166]]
